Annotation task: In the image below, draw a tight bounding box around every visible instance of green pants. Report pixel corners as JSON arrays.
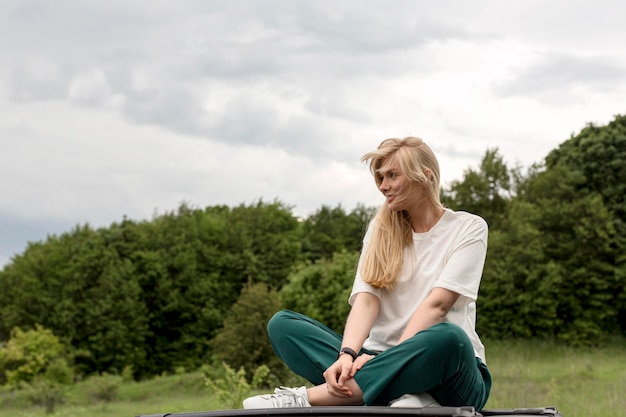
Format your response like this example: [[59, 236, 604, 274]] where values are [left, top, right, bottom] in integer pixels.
[[267, 310, 491, 410]]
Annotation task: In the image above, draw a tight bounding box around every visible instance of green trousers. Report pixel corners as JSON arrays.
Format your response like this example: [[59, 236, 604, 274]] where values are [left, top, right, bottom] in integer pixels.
[[267, 310, 491, 410]]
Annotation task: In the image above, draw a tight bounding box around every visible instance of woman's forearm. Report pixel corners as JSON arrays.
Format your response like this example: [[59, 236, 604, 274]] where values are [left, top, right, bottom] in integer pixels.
[[398, 287, 460, 343], [341, 292, 380, 353]]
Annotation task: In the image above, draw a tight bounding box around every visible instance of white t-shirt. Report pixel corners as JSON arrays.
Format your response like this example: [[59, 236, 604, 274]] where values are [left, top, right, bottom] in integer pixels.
[[349, 209, 488, 363]]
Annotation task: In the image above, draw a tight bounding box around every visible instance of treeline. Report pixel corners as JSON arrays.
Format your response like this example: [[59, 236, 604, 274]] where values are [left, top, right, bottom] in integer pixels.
[[0, 201, 373, 380], [1, 115, 624, 383], [445, 115, 626, 343]]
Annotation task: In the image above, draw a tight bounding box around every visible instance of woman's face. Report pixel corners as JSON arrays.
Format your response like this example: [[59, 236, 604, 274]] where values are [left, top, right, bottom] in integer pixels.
[[378, 160, 423, 212]]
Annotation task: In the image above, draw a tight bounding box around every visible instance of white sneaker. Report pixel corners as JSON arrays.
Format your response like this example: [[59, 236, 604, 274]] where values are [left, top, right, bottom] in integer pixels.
[[243, 386, 311, 409], [389, 392, 440, 408]]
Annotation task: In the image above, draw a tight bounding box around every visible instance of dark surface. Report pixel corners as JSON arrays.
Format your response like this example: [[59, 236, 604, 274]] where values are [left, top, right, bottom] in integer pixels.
[[137, 406, 563, 417]]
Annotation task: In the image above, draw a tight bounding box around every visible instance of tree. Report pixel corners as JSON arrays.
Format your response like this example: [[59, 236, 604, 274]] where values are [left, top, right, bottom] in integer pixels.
[[223, 200, 303, 289], [543, 114, 626, 337], [479, 200, 562, 339], [546, 114, 626, 224], [280, 251, 359, 334], [442, 148, 514, 229], [301, 204, 374, 262], [478, 134, 625, 343], [0, 325, 73, 413], [135, 204, 238, 376], [0, 223, 150, 377], [0, 209, 220, 378], [0, 200, 304, 379], [209, 283, 286, 381]]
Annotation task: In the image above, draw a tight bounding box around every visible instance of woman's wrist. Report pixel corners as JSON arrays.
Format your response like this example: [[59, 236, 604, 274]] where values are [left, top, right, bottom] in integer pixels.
[[338, 346, 358, 361]]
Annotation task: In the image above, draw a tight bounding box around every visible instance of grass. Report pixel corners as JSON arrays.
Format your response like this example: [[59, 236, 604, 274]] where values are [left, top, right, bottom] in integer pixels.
[[482, 338, 626, 417], [0, 339, 624, 417], [0, 371, 220, 417]]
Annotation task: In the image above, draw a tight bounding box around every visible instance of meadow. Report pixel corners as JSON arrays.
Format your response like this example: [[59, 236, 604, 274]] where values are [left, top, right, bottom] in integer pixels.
[[0, 339, 624, 417]]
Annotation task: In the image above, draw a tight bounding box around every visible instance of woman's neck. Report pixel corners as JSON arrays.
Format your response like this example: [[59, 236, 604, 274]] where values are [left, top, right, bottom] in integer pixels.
[[409, 204, 445, 233]]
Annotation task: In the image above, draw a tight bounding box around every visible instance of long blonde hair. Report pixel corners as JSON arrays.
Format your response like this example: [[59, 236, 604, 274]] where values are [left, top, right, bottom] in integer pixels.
[[360, 137, 444, 289]]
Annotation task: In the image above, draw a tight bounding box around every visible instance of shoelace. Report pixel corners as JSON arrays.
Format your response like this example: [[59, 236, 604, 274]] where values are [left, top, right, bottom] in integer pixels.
[[265, 387, 309, 407]]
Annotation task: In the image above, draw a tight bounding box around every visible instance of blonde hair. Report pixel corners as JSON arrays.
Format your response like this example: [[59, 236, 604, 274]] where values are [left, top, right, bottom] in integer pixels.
[[360, 137, 444, 289]]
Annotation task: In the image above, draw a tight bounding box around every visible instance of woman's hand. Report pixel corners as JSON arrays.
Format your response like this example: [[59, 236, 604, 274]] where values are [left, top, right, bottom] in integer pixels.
[[325, 292, 380, 398], [323, 355, 354, 397], [350, 353, 375, 376]]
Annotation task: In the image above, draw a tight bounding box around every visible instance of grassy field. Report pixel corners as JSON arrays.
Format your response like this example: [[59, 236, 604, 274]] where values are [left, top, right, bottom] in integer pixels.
[[0, 338, 624, 417], [483, 338, 626, 417]]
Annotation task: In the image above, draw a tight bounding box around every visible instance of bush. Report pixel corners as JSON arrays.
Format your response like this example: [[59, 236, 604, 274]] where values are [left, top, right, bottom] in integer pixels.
[[23, 377, 68, 414], [204, 362, 270, 409], [0, 325, 74, 413], [280, 251, 358, 333], [0, 325, 73, 387], [210, 283, 289, 382], [84, 373, 123, 403]]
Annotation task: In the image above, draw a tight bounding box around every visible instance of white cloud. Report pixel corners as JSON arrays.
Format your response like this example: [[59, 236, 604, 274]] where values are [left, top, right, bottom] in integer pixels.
[[494, 51, 626, 102], [1, 0, 625, 267]]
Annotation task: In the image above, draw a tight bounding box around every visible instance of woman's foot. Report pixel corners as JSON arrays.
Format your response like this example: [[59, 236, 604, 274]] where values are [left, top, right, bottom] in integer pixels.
[[389, 392, 440, 408], [243, 386, 310, 409]]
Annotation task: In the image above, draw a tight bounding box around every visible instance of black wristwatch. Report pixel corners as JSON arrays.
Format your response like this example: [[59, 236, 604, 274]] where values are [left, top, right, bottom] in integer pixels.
[[338, 347, 358, 361]]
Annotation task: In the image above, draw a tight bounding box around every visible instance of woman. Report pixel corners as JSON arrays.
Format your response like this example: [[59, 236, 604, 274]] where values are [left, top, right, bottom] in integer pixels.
[[243, 137, 491, 410]]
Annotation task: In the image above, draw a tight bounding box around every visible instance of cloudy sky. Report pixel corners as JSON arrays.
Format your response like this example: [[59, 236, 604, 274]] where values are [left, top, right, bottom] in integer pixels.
[[1, 0, 625, 267]]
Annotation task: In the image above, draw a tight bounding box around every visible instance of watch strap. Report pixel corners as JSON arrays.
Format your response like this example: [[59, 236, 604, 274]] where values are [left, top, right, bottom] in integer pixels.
[[338, 347, 358, 361]]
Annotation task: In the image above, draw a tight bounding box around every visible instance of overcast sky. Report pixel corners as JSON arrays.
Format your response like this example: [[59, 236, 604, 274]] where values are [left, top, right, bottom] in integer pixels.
[[1, 0, 625, 268]]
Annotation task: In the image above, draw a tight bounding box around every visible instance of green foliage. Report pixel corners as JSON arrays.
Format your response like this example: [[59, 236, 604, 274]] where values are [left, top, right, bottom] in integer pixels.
[[121, 365, 135, 383], [226, 200, 303, 289], [544, 115, 626, 336], [137, 201, 301, 375], [0, 200, 303, 379], [203, 362, 270, 409], [0, 325, 74, 413], [83, 373, 123, 403], [209, 283, 287, 382], [23, 356, 74, 413], [280, 251, 359, 333], [1, 340, 624, 417], [477, 115, 626, 344], [0, 114, 624, 382], [23, 377, 68, 414], [0, 325, 73, 388], [442, 148, 516, 229], [0, 369, 214, 416], [546, 114, 626, 222], [135, 205, 237, 376], [301, 204, 374, 261], [0, 223, 150, 378], [26, 358, 74, 413]]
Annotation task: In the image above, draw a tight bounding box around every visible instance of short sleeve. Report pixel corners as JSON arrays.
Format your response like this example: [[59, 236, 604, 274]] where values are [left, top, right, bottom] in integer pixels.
[[433, 216, 488, 302]]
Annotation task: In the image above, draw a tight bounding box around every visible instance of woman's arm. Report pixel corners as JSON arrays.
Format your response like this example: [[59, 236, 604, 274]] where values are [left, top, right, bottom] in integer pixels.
[[397, 287, 459, 343], [324, 292, 379, 397], [342, 292, 380, 352], [398, 219, 488, 343]]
